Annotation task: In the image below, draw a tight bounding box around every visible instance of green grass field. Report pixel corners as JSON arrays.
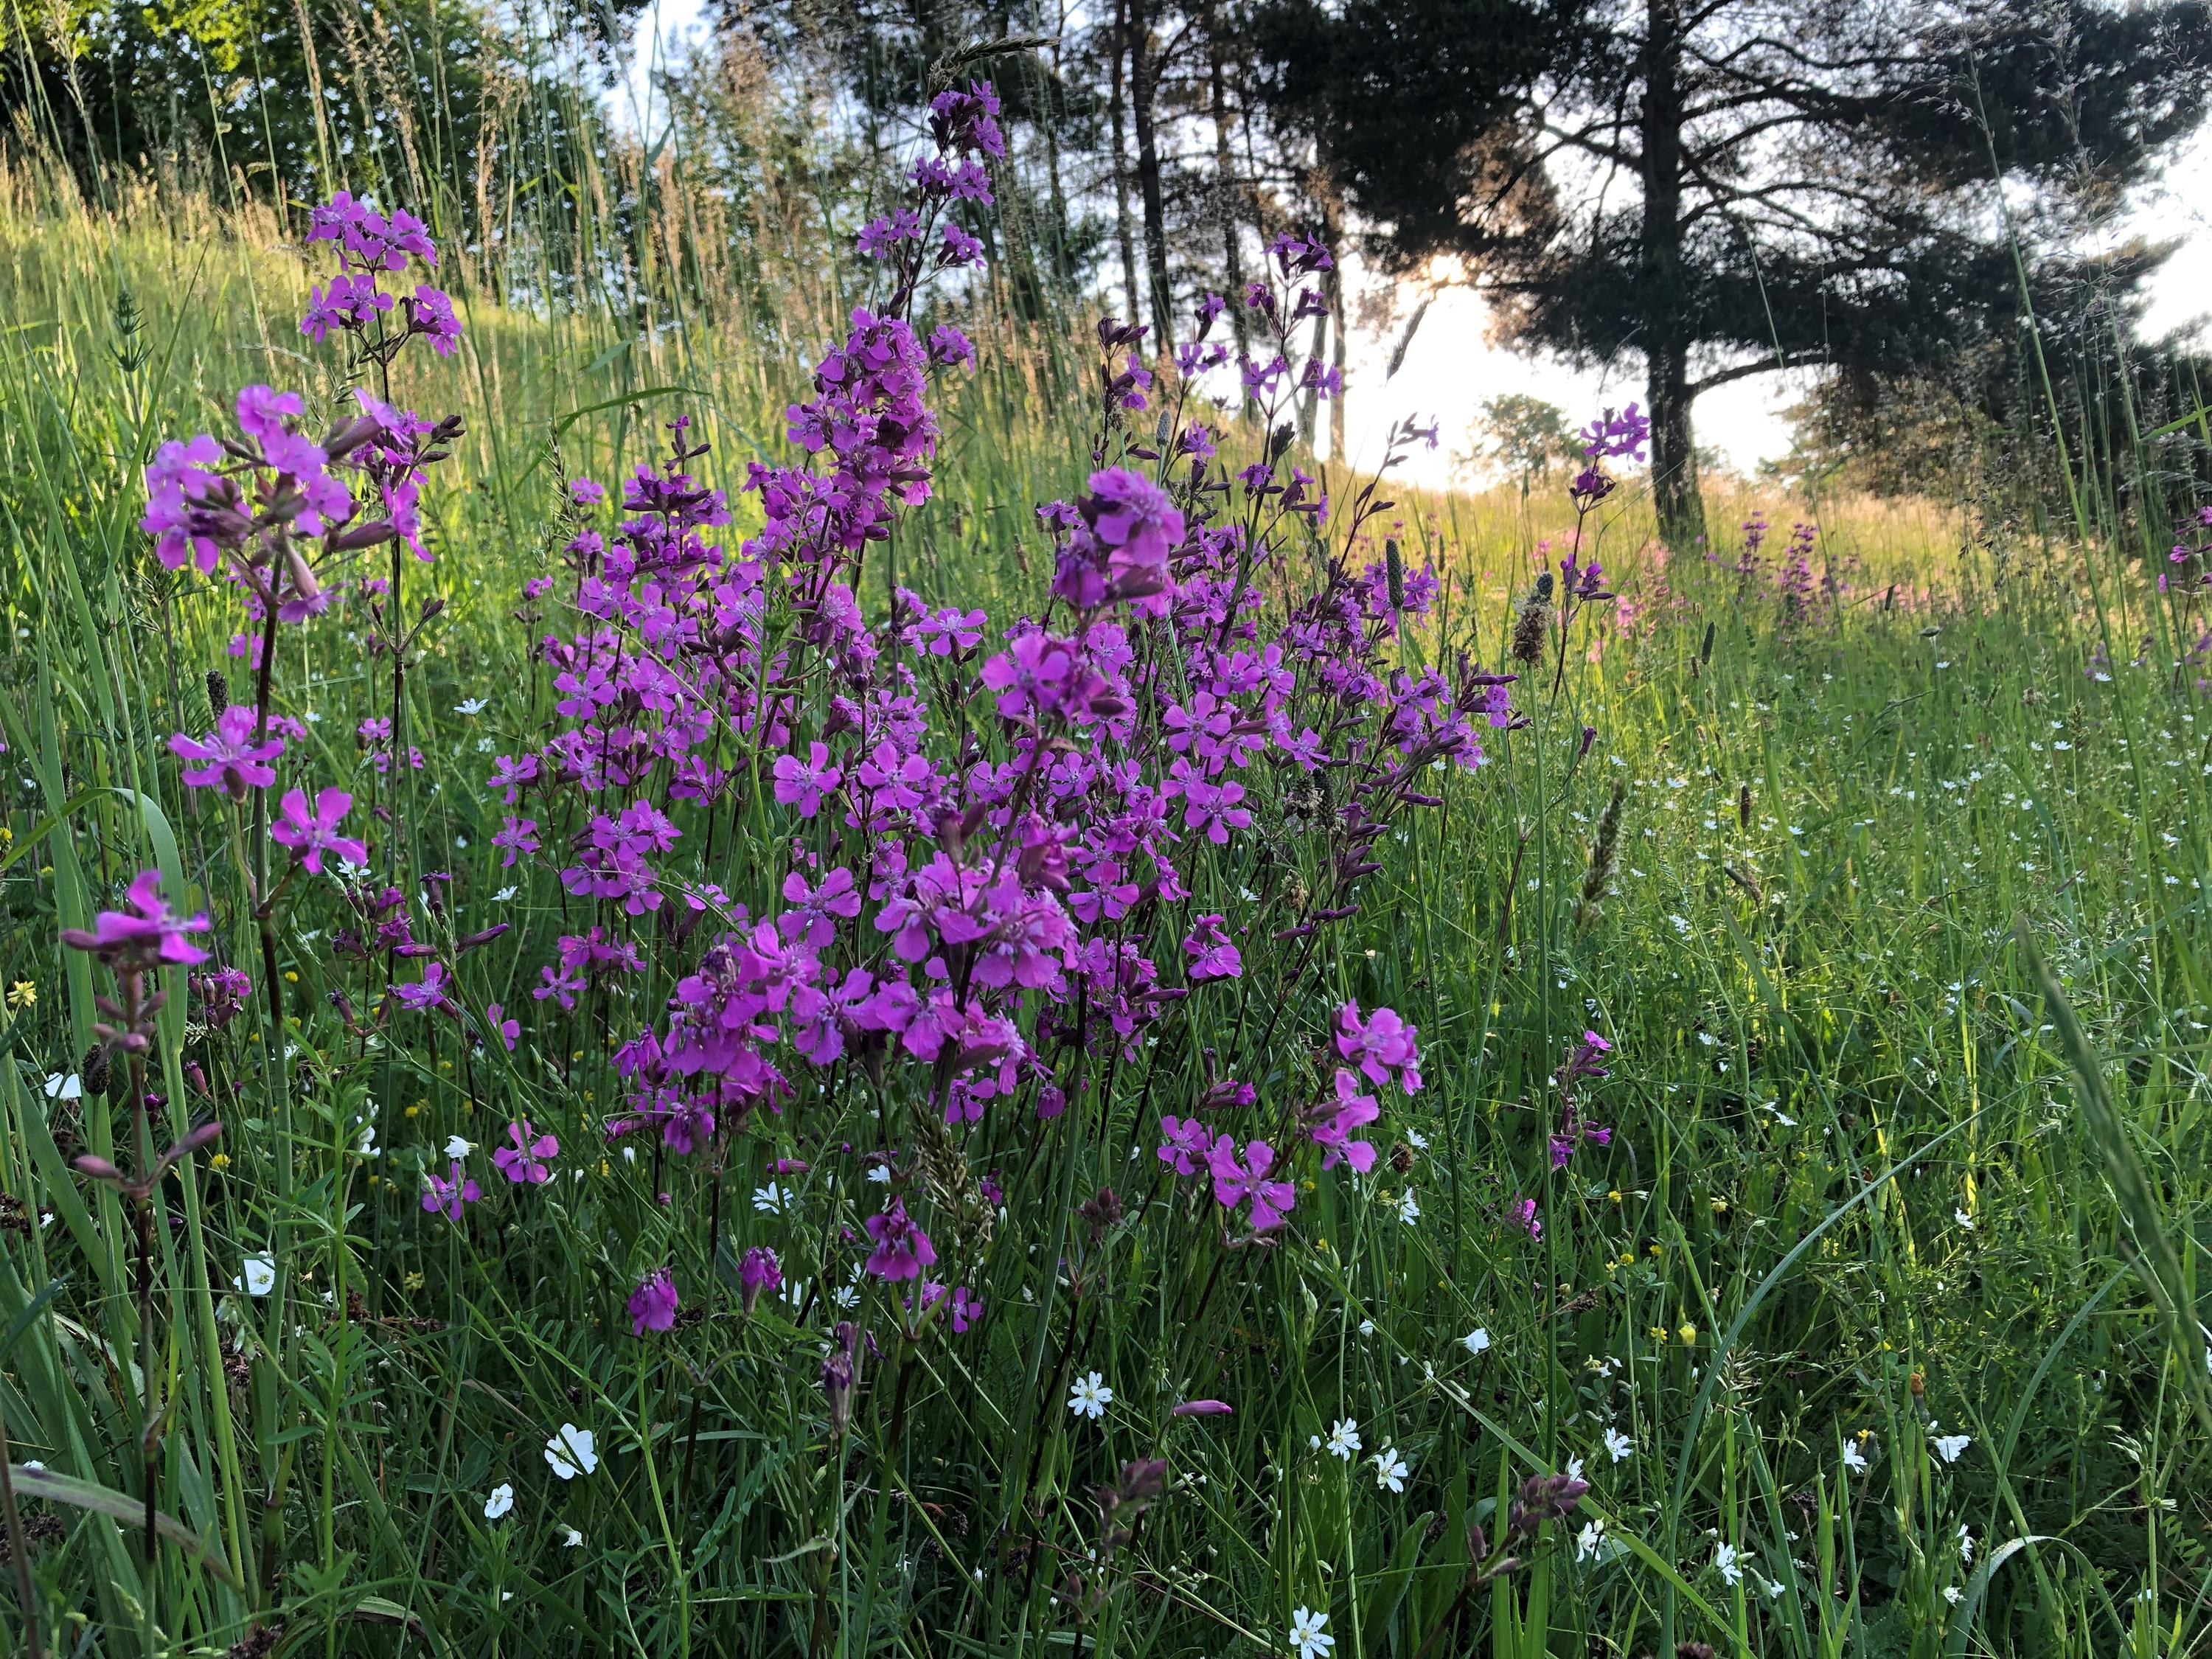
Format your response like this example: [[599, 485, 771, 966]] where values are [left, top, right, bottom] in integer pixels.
[[0, 151, 2207, 1659]]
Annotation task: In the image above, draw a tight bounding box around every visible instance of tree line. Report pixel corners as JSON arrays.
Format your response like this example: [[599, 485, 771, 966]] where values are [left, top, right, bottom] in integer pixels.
[[8, 0, 2212, 537]]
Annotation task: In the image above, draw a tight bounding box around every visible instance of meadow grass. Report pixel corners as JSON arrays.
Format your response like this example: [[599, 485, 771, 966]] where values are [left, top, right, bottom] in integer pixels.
[[0, 157, 2205, 1659]]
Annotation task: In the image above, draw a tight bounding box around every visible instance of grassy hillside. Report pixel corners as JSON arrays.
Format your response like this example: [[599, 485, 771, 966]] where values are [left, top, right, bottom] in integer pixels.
[[0, 158, 2204, 1659]]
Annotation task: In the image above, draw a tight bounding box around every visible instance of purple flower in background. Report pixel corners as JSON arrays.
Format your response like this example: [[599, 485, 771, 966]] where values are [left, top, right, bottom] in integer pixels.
[[739, 1246, 780, 1315], [1206, 1136, 1295, 1231], [170, 706, 285, 797], [392, 961, 456, 1014], [628, 1269, 680, 1335], [1156, 1113, 1212, 1176], [299, 271, 392, 343], [1580, 403, 1650, 462], [949, 1284, 982, 1332], [938, 222, 984, 268], [410, 285, 462, 356], [1087, 465, 1183, 569], [863, 1197, 937, 1281], [142, 434, 241, 574], [772, 743, 843, 817], [1333, 1001, 1423, 1093], [422, 1159, 481, 1220], [191, 964, 252, 1029], [1181, 914, 1242, 983], [928, 324, 975, 370], [493, 815, 540, 867], [60, 869, 210, 967], [1310, 1069, 1381, 1173], [493, 1119, 558, 1184], [928, 80, 1005, 157], [271, 787, 368, 873], [1173, 1398, 1233, 1417]]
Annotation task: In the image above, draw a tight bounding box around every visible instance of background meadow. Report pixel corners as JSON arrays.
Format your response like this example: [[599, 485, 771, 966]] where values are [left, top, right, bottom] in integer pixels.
[[0, 24, 2208, 1659]]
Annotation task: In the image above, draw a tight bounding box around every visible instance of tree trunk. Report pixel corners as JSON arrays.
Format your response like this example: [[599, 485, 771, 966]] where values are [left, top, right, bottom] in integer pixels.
[[1640, 0, 1703, 547], [1206, 12, 1251, 387], [1126, 0, 1176, 349], [1109, 0, 1141, 328]]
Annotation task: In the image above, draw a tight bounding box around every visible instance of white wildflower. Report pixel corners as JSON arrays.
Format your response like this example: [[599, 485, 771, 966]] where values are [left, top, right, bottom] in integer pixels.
[[544, 1425, 598, 1480], [1068, 1372, 1113, 1421]]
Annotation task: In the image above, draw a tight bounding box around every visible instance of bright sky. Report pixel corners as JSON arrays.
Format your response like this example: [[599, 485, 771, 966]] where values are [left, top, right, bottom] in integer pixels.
[[618, 0, 2212, 493]]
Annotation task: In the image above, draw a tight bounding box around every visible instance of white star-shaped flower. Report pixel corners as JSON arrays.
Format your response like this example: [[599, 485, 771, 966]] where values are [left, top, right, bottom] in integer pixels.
[[1068, 1371, 1113, 1420], [1371, 1447, 1408, 1492], [1288, 1607, 1335, 1659], [544, 1424, 598, 1480]]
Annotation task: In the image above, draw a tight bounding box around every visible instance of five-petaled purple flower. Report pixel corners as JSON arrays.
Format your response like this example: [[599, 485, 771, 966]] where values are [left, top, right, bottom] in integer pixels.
[[493, 1119, 558, 1184], [422, 1160, 481, 1220], [61, 869, 211, 968], [271, 787, 368, 873], [170, 706, 285, 797]]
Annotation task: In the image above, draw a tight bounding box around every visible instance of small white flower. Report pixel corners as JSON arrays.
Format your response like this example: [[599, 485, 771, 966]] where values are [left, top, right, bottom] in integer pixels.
[[753, 1182, 790, 1214], [358, 1125, 379, 1157], [42, 1073, 81, 1101], [1933, 1433, 1971, 1465], [1371, 1448, 1408, 1492], [1565, 1456, 1585, 1484], [1942, 1586, 1963, 1606], [830, 1284, 860, 1309], [1326, 1419, 1362, 1460], [1288, 1606, 1335, 1659], [1576, 1518, 1605, 1561], [235, 1255, 276, 1297], [1957, 1523, 1974, 1565], [544, 1424, 598, 1480], [561, 1526, 584, 1547], [866, 1165, 891, 1183], [446, 1135, 474, 1158], [453, 698, 488, 716], [492, 886, 518, 903], [20, 1461, 41, 1474], [1462, 1327, 1491, 1357], [1954, 1207, 1974, 1230], [1397, 1189, 1420, 1225], [483, 1483, 514, 1520], [1405, 1127, 1430, 1150], [1715, 1541, 1742, 1585], [1604, 1427, 1633, 1463], [1842, 1441, 1869, 1472], [1068, 1371, 1113, 1420], [1358, 1319, 1376, 1337]]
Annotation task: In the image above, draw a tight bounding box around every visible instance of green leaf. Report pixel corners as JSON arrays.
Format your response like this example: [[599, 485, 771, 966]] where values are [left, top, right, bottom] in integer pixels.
[[9, 1464, 237, 1585]]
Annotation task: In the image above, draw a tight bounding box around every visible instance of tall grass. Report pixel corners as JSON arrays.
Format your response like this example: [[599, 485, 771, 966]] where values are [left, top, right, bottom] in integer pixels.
[[0, 105, 2208, 1659]]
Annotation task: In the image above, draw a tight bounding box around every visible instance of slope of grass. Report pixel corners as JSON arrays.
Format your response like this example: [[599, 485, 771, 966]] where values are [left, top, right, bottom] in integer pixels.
[[0, 161, 2204, 1659]]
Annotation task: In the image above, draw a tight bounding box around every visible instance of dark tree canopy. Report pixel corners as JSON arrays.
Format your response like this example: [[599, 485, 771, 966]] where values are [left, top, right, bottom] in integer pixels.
[[1253, 0, 2212, 543]]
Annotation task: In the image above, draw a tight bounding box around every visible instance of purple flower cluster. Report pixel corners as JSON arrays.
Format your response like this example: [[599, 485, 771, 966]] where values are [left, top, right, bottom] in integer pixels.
[[120, 106, 1652, 1418]]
